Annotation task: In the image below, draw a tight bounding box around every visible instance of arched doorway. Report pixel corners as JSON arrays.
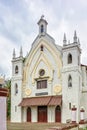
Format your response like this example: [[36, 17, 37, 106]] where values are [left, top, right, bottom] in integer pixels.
[[38, 106, 47, 122], [55, 105, 61, 122], [27, 107, 31, 122]]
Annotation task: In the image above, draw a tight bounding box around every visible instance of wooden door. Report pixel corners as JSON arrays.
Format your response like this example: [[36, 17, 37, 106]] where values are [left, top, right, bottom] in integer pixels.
[[55, 105, 61, 122], [27, 107, 31, 122], [38, 106, 47, 122]]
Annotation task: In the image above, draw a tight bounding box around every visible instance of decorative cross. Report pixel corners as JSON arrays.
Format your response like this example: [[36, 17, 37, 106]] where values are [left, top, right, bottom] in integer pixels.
[[41, 15, 44, 19]]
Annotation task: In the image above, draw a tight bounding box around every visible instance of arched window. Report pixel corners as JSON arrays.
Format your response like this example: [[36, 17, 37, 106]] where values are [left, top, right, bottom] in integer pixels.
[[40, 45, 43, 51], [68, 75, 72, 87], [56, 105, 61, 112], [78, 56, 80, 65], [68, 53, 72, 64], [15, 83, 18, 95], [41, 25, 44, 33], [15, 65, 18, 74]]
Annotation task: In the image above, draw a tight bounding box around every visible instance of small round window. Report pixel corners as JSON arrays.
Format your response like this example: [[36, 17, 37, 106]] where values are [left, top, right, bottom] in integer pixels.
[[39, 69, 45, 76]]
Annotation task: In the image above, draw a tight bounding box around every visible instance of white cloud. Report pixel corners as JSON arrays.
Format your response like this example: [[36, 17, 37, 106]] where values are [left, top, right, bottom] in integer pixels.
[[0, 35, 19, 78], [0, 0, 87, 78]]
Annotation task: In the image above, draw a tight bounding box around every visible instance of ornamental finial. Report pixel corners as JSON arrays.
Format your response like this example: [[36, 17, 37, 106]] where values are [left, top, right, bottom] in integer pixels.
[[73, 30, 77, 43], [63, 33, 67, 45], [41, 15, 44, 19]]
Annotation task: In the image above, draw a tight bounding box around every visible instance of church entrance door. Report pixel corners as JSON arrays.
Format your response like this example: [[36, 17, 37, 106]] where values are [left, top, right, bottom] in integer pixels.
[[55, 105, 61, 122], [38, 106, 47, 122], [27, 107, 31, 122]]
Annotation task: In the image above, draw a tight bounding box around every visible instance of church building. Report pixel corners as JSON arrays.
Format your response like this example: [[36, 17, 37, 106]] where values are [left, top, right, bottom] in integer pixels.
[[11, 16, 87, 123]]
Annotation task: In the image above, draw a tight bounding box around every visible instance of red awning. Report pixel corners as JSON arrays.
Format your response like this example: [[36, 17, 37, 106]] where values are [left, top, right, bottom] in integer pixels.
[[48, 96, 62, 106], [19, 95, 62, 107]]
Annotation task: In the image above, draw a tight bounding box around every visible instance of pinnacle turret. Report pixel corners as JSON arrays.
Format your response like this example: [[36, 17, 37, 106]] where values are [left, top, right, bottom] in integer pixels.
[[73, 30, 77, 43], [37, 15, 48, 36], [78, 38, 80, 45], [20, 46, 23, 57], [63, 33, 67, 45], [13, 48, 16, 59]]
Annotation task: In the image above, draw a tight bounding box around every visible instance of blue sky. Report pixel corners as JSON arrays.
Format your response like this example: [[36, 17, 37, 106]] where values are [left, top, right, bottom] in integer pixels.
[[0, 0, 87, 78]]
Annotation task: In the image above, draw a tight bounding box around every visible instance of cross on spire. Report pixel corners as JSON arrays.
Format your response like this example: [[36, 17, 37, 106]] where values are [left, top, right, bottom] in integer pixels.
[[41, 15, 44, 19]]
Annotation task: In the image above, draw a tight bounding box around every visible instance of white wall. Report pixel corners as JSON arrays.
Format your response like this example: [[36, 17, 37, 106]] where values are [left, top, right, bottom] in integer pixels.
[[48, 106, 55, 122], [62, 70, 81, 123], [0, 97, 7, 130], [22, 107, 27, 122], [25, 38, 62, 98], [11, 57, 23, 122], [31, 107, 37, 122]]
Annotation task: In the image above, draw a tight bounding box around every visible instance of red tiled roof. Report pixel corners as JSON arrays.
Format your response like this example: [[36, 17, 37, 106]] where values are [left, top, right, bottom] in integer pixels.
[[19, 95, 62, 107], [0, 88, 8, 97]]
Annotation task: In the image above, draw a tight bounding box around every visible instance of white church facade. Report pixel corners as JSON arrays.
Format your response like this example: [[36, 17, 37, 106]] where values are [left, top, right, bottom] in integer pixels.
[[11, 16, 87, 123]]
